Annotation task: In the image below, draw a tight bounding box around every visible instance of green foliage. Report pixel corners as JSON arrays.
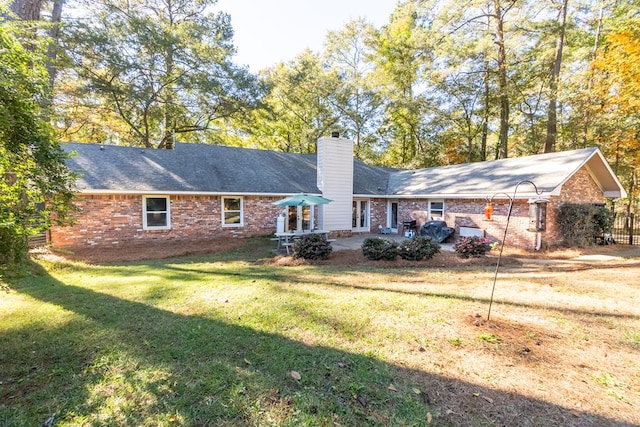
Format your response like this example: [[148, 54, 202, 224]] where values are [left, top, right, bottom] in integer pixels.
[[248, 51, 340, 153], [293, 234, 333, 260], [361, 237, 399, 260], [557, 203, 613, 247], [453, 236, 491, 258], [398, 235, 441, 261], [59, 0, 260, 147], [0, 24, 76, 266]]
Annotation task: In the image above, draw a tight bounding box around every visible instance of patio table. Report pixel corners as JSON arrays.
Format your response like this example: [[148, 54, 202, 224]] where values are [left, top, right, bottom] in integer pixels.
[[274, 230, 330, 254]]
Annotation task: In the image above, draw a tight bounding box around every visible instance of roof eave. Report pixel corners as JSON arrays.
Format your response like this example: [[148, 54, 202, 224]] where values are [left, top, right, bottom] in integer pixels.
[[74, 189, 322, 197]]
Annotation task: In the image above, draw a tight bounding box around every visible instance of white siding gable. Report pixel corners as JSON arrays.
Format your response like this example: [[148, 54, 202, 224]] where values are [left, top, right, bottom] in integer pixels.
[[317, 136, 353, 231]]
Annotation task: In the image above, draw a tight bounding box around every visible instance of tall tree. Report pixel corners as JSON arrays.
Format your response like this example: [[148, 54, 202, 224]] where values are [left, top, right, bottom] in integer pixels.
[[251, 50, 340, 153], [8, 0, 41, 20], [0, 21, 75, 264], [59, 0, 259, 148], [492, 0, 515, 158], [372, 0, 431, 166], [324, 18, 383, 161], [543, 0, 569, 153], [5, 0, 65, 90], [589, 29, 640, 210], [45, 0, 64, 87]]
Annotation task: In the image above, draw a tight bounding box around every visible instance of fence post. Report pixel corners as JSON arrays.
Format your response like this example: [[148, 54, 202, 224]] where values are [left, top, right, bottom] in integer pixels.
[[630, 213, 636, 245]]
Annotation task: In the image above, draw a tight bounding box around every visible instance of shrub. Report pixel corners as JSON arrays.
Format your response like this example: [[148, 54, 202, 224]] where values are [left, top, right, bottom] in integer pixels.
[[453, 236, 491, 258], [293, 234, 332, 260], [557, 203, 613, 247], [361, 237, 399, 260], [398, 236, 440, 261]]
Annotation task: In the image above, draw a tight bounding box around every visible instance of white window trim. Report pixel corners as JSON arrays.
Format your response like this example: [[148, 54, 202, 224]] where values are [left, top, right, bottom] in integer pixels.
[[221, 196, 244, 227], [429, 199, 445, 220], [142, 195, 171, 230]]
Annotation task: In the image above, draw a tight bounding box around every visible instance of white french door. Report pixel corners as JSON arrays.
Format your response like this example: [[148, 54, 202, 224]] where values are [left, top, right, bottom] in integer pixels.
[[352, 199, 370, 232], [387, 201, 399, 233], [287, 205, 313, 231]]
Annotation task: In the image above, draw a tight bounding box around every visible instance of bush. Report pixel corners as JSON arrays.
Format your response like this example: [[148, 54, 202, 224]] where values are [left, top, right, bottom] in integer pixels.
[[557, 203, 614, 247], [398, 235, 440, 261], [361, 237, 399, 260], [453, 236, 491, 258], [293, 234, 332, 260], [0, 225, 28, 266]]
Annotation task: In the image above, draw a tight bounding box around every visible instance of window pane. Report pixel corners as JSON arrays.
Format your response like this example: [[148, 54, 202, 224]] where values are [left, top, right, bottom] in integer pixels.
[[224, 198, 241, 211], [147, 212, 167, 227], [224, 212, 241, 224], [431, 202, 443, 210], [146, 197, 167, 212], [288, 206, 297, 231]]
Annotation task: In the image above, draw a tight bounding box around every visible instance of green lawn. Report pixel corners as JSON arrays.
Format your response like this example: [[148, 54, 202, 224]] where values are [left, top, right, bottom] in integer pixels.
[[1, 239, 639, 426]]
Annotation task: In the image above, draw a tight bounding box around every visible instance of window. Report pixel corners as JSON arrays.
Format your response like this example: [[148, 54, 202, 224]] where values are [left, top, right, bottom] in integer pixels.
[[222, 196, 243, 226], [143, 196, 170, 229], [429, 200, 444, 219]]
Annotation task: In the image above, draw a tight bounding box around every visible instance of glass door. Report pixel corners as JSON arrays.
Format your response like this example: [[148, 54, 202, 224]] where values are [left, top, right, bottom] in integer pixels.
[[388, 201, 398, 233], [352, 199, 370, 232], [287, 205, 313, 231]]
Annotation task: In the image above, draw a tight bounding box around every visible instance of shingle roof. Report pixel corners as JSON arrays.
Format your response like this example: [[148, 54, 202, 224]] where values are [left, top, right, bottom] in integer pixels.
[[64, 143, 319, 194], [388, 147, 625, 198], [63, 143, 625, 198]]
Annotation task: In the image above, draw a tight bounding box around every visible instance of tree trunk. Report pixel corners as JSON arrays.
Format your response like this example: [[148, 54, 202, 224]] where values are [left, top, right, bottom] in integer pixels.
[[481, 18, 491, 161], [46, 0, 64, 87], [494, 0, 510, 159], [582, 3, 604, 147], [9, 0, 42, 20], [544, 0, 569, 153]]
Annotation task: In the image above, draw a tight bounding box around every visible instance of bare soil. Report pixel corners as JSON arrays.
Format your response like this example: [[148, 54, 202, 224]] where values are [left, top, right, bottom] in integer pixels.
[[50, 235, 640, 267]]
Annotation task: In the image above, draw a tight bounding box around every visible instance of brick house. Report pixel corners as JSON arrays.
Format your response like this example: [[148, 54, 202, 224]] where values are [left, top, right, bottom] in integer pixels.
[[51, 136, 626, 251]]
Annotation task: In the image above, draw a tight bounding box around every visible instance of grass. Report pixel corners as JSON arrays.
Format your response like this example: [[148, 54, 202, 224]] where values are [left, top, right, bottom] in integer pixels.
[[1, 239, 639, 426]]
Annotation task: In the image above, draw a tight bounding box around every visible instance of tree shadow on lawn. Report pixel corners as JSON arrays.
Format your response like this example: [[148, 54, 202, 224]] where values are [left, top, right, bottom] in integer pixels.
[[3, 269, 630, 426], [155, 261, 640, 322]]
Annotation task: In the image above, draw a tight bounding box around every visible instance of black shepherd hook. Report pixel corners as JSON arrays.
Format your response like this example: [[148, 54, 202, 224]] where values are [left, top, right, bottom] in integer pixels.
[[487, 180, 543, 321]]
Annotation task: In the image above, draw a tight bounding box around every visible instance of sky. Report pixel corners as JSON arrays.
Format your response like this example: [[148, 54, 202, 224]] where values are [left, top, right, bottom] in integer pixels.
[[215, 0, 398, 72]]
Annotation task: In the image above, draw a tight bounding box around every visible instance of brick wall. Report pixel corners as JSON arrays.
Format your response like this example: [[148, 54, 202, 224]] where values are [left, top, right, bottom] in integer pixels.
[[51, 167, 606, 251], [50, 194, 285, 249], [544, 168, 605, 246], [445, 168, 605, 250], [367, 166, 606, 251]]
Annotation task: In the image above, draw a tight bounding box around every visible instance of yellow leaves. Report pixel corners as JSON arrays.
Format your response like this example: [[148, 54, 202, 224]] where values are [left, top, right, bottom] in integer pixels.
[[592, 31, 640, 115]]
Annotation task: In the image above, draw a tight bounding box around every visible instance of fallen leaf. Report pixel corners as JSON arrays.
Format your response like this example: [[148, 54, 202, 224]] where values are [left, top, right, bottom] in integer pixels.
[[356, 394, 368, 407], [290, 370, 301, 380], [481, 395, 494, 404], [244, 358, 251, 365], [388, 384, 398, 392], [426, 412, 432, 424], [412, 387, 421, 395]]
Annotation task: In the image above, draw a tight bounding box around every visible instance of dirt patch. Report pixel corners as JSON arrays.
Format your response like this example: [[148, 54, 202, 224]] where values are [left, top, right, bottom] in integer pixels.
[[268, 248, 523, 269], [49, 238, 247, 263], [45, 237, 640, 266]]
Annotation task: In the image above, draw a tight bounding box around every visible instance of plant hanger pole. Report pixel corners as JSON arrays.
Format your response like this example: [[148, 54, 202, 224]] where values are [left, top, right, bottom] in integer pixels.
[[487, 180, 543, 321]]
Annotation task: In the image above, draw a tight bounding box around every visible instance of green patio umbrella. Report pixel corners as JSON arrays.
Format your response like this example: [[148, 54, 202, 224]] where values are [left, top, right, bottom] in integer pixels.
[[273, 193, 333, 207]]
